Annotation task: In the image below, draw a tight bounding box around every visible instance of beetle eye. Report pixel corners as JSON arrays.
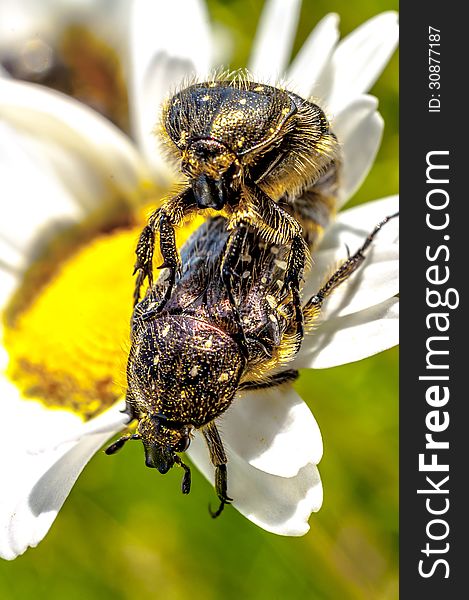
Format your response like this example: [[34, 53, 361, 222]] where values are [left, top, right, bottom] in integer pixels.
[[175, 435, 191, 453]]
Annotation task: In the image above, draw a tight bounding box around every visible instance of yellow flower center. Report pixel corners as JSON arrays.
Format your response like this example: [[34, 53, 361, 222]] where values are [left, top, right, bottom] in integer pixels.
[[3, 208, 203, 420]]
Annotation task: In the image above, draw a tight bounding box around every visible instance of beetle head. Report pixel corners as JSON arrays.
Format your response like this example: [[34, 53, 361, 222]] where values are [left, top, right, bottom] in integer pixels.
[[181, 138, 241, 210], [138, 415, 190, 472], [105, 415, 192, 494]]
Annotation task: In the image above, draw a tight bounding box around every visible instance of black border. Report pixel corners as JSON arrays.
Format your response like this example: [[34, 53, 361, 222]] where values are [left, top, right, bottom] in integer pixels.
[[400, 2, 466, 596]]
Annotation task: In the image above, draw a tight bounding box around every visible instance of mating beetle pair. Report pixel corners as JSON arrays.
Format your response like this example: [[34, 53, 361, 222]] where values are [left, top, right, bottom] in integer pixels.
[[106, 76, 395, 517]]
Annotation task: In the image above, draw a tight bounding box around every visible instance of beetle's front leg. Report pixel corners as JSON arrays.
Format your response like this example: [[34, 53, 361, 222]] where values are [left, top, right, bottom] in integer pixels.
[[211, 464, 230, 518], [302, 212, 399, 329], [202, 422, 233, 518], [133, 224, 155, 306], [133, 187, 196, 307], [155, 211, 181, 311]]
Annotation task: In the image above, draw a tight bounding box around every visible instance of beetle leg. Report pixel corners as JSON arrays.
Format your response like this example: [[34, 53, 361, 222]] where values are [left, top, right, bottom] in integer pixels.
[[210, 465, 230, 518], [302, 213, 399, 328], [239, 369, 299, 391], [220, 226, 250, 358], [174, 455, 192, 494], [229, 183, 307, 338], [133, 224, 155, 305], [154, 211, 181, 311], [231, 183, 304, 246], [202, 422, 233, 518], [104, 432, 141, 455], [280, 235, 305, 339], [133, 187, 196, 307]]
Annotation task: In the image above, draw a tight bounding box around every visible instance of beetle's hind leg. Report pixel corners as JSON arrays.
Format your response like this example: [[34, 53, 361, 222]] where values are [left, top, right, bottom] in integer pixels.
[[220, 226, 250, 358], [229, 183, 307, 337], [133, 187, 196, 307], [302, 212, 399, 328], [280, 235, 306, 339], [202, 422, 233, 518]]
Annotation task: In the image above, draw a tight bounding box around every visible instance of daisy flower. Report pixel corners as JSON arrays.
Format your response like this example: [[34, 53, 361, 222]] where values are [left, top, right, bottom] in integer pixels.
[[0, 0, 398, 560]]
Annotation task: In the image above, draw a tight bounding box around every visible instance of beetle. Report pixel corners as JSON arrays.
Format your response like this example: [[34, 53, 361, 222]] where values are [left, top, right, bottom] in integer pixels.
[[107, 212, 397, 517], [132, 76, 340, 350]]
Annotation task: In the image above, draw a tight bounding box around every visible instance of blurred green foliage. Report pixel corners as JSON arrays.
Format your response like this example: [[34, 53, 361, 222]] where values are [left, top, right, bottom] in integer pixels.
[[0, 0, 398, 598]]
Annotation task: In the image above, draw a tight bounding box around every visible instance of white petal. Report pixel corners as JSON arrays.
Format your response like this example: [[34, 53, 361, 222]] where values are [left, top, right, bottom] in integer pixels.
[[0, 121, 83, 269], [218, 385, 322, 477], [320, 195, 399, 252], [29, 401, 129, 453], [210, 21, 235, 67], [303, 197, 399, 320], [131, 53, 197, 184], [294, 296, 399, 369], [0, 79, 148, 201], [304, 244, 398, 319], [0, 368, 128, 457], [325, 12, 399, 113], [129, 0, 211, 85], [0, 0, 54, 53], [0, 0, 130, 54], [333, 95, 383, 206], [61, 0, 131, 58], [0, 430, 122, 560], [129, 0, 212, 181], [0, 371, 127, 560], [287, 13, 339, 98], [0, 266, 18, 309], [186, 384, 323, 535], [188, 432, 322, 536], [248, 0, 301, 82]]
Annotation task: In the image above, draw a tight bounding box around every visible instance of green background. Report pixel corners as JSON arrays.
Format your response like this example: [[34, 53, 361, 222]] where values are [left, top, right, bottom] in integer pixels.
[[0, 0, 398, 598]]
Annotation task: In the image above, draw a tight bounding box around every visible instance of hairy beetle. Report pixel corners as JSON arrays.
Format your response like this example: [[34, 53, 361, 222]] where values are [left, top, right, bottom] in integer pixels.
[[132, 76, 340, 347], [107, 213, 397, 516]]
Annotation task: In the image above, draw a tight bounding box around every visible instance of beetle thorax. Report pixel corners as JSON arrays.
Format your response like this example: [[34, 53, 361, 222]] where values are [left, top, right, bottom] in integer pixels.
[[128, 315, 246, 428]]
